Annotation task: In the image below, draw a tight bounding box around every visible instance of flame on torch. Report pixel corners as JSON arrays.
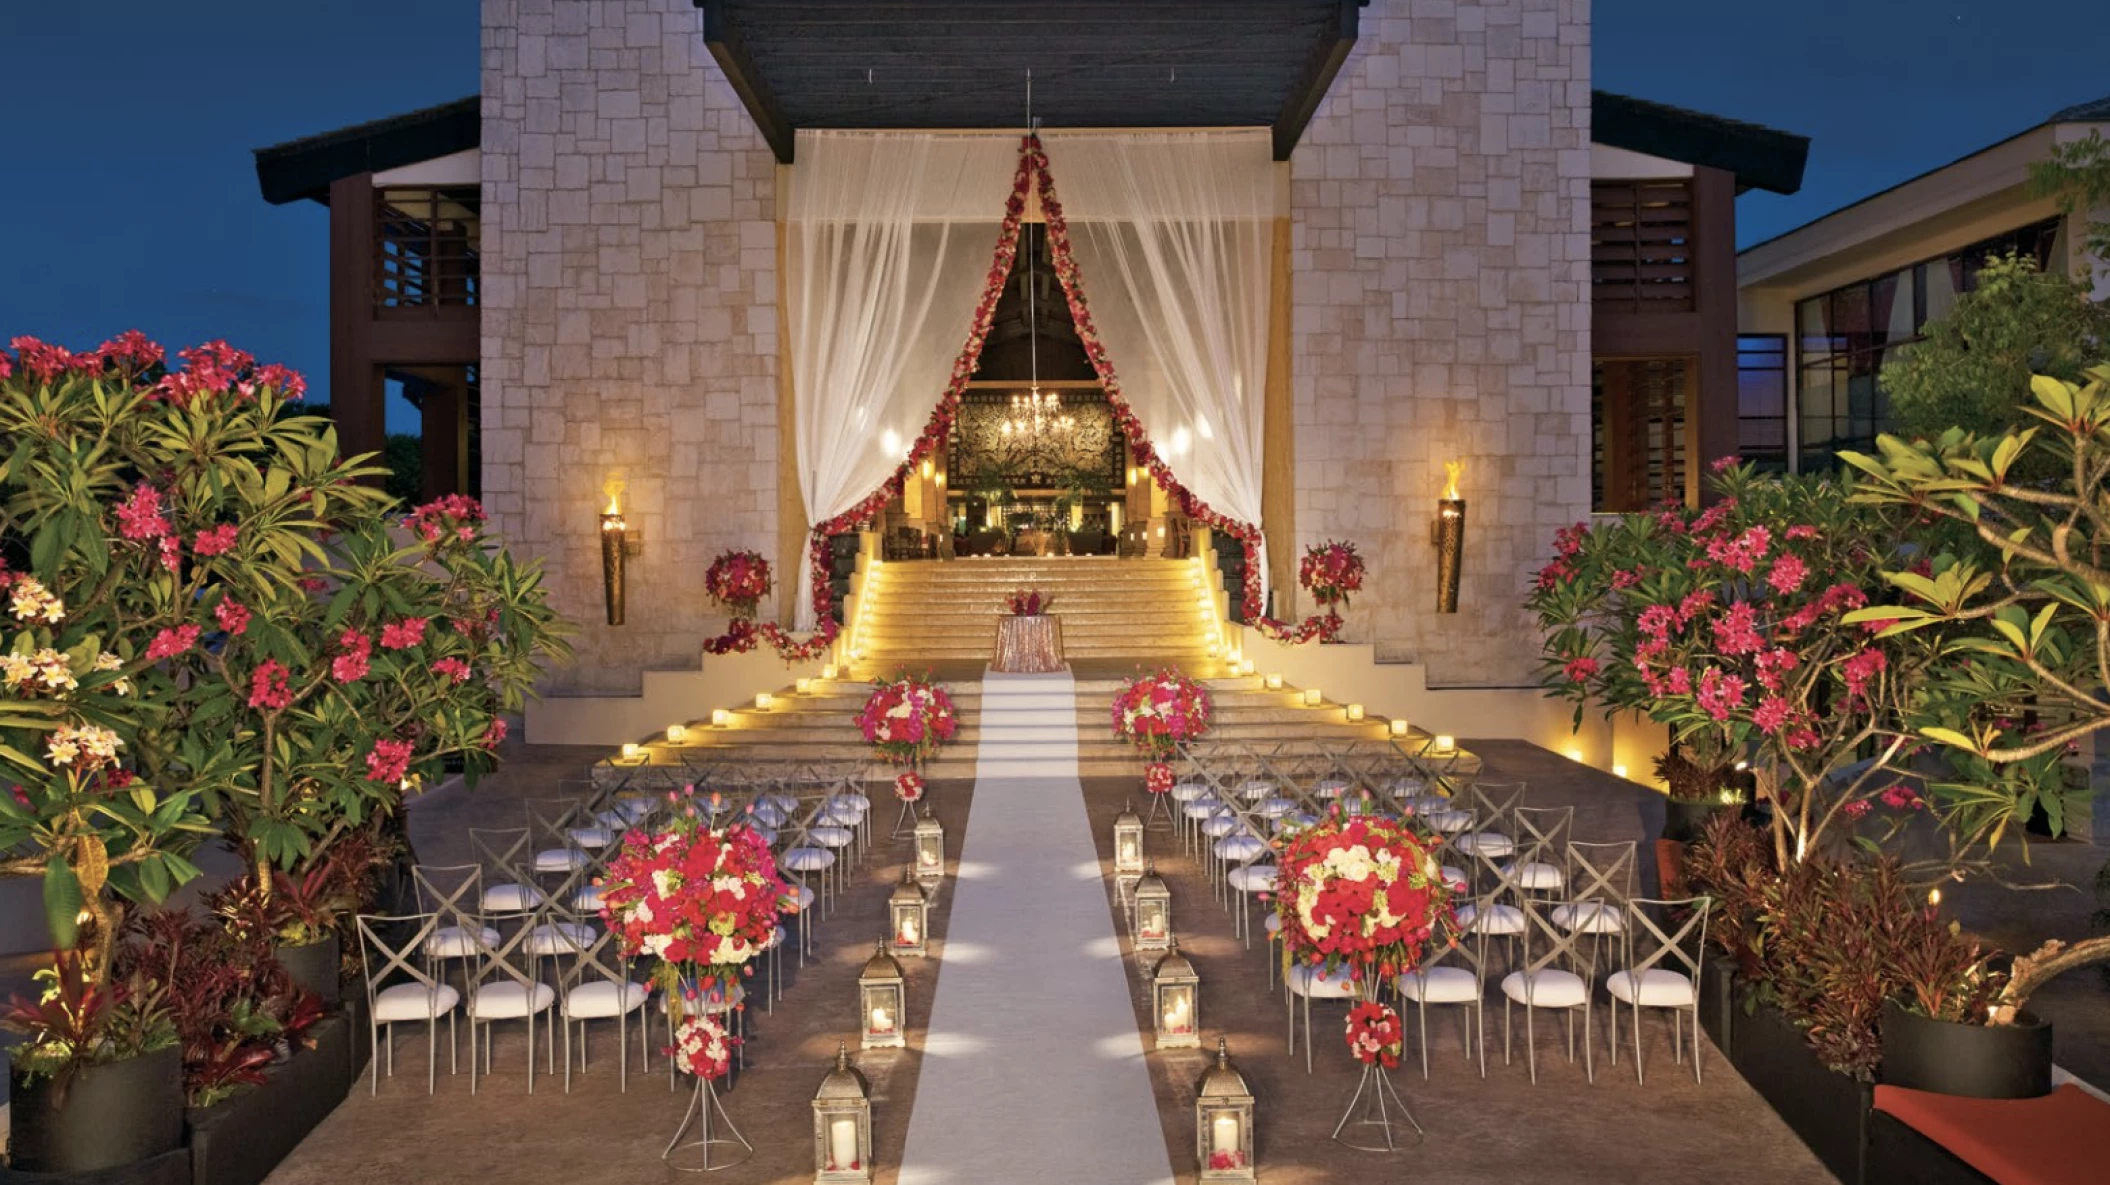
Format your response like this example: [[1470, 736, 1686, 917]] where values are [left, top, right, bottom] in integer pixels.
[[1441, 460, 1463, 501]]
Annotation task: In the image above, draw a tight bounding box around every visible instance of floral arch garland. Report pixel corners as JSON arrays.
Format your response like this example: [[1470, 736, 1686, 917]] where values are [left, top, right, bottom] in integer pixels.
[[707, 134, 1331, 662]]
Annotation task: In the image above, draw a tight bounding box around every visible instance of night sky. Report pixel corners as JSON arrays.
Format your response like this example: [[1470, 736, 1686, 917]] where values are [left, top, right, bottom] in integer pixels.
[[2, 0, 2106, 419]]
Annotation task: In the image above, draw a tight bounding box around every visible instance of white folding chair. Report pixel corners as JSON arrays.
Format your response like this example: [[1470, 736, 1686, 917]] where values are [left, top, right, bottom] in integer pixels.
[[557, 923, 652, 1093], [1397, 933, 1487, 1079], [354, 912, 459, 1094], [1607, 897, 1711, 1084], [1501, 897, 1598, 1084]]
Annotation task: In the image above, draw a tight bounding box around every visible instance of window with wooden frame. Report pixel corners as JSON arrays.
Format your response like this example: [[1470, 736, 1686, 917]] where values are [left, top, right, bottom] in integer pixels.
[[1592, 357, 1691, 513], [374, 186, 480, 313]]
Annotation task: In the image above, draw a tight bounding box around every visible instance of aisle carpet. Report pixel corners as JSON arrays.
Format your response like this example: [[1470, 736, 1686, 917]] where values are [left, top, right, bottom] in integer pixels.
[[898, 671, 1175, 1184]]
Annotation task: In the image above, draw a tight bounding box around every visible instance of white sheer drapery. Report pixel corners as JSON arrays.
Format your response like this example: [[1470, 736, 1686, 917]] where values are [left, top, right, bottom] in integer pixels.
[[1040, 130, 1278, 598], [787, 131, 1021, 628]]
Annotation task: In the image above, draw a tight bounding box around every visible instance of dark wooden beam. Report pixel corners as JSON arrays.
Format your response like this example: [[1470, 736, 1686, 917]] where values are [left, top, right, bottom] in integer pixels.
[[1688, 165, 1741, 503], [327, 175, 386, 472], [699, 0, 796, 164], [369, 314, 479, 367], [1271, 0, 1359, 161], [1592, 311, 1705, 358]]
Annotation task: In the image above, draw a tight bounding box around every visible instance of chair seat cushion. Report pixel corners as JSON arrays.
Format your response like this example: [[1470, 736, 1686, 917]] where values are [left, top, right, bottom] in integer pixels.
[[483, 883, 544, 912], [1214, 836, 1267, 862], [1873, 1084, 2110, 1185], [824, 804, 864, 825], [1500, 969, 1587, 1008], [1422, 809, 1472, 833], [570, 884, 605, 913], [525, 921, 597, 956], [1454, 831, 1514, 858], [568, 826, 614, 849], [1400, 965, 1480, 1004], [610, 797, 655, 822], [1458, 902, 1525, 935], [424, 924, 498, 960], [1263, 913, 1281, 934], [564, 979, 649, 1018], [374, 982, 460, 1023], [1236, 779, 1275, 800], [1502, 860, 1564, 891], [1227, 865, 1277, 892], [747, 803, 788, 827], [781, 883, 816, 911], [468, 981, 556, 1019], [1552, 901, 1624, 934], [1313, 777, 1351, 798], [1275, 811, 1318, 833], [1254, 797, 1298, 818], [1288, 964, 1363, 999], [809, 826, 855, 848], [1607, 968, 1695, 1007], [783, 847, 835, 872], [1439, 865, 1469, 892], [1201, 815, 1241, 838], [1183, 801, 1222, 820], [1170, 781, 1211, 802], [534, 848, 588, 873], [762, 793, 800, 814]]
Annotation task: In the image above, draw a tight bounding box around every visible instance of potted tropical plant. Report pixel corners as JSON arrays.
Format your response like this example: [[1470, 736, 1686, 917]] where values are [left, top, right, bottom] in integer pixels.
[[4, 947, 184, 1174]]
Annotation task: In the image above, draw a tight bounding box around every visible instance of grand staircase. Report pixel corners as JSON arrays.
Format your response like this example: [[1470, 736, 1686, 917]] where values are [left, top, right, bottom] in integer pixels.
[[849, 557, 1223, 674]]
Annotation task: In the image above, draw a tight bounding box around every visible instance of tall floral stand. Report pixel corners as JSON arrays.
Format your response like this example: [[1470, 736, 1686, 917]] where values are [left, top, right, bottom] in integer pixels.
[[664, 1072, 752, 1172], [1333, 987, 1424, 1153], [1140, 773, 1175, 832], [890, 757, 927, 839]]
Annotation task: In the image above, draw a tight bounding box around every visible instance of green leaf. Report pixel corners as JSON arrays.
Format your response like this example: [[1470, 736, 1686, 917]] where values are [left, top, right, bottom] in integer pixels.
[[1920, 726, 1982, 753], [43, 855, 82, 949]]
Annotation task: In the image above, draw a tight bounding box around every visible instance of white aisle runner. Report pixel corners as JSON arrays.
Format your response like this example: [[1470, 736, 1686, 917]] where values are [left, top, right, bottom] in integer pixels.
[[898, 671, 1176, 1185]]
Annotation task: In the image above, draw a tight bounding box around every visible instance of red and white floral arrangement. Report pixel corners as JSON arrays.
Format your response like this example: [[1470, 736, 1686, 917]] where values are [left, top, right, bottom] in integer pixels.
[[704, 549, 772, 619], [1005, 588, 1050, 616], [1110, 669, 1213, 760], [1345, 1000, 1405, 1068], [1143, 761, 1176, 796], [669, 1008, 738, 1081], [894, 770, 926, 803], [856, 673, 959, 766], [1275, 809, 1453, 983], [596, 791, 786, 994], [1301, 540, 1365, 613]]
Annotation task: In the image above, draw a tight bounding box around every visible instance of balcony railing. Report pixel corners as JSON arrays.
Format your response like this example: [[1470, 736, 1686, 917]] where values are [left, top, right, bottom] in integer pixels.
[[375, 186, 478, 312]]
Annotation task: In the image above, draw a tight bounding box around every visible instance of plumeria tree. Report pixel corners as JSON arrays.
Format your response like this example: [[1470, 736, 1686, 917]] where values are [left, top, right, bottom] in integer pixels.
[[1528, 462, 2010, 877], [1842, 367, 2110, 1017], [0, 334, 569, 968]]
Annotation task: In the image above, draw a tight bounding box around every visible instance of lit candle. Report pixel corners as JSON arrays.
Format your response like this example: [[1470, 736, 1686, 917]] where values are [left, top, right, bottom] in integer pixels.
[[1566, 747, 1583, 761], [898, 917, 919, 947], [1165, 992, 1191, 1033], [869, 1006, 894, 1034], [796, 677, 813, 694], [1264, 674, 1283, 691], [918, 845, 939, 868], [1118, 838, 1138, 865], [829, 1117, 858, 1170], [1212, 1114, 1239, 1155], [619, 743, 642, 761], [712, 708, 733, 727], [1227, 647, 1243, 666], [822, 664, 838, 680], [1304, 688, 1323, 707], [1346, 703, 1364, 722], [1434, 734, 1456, 754], [1390, 719, 1409, 737], [666, 724, 688, 744], [1612, 763, 1629, 779], [755, 692, 774, 710], [1239, 660, 1256, 676]]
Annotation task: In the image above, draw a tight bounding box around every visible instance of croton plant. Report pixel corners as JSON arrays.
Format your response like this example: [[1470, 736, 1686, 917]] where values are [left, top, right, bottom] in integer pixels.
[[0, 334, 570, 976]]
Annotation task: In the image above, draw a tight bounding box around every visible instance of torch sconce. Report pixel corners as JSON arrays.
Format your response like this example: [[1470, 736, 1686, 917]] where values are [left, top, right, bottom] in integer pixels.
[[1432, 460, 1465, 614], [600, 478, 635, 626]]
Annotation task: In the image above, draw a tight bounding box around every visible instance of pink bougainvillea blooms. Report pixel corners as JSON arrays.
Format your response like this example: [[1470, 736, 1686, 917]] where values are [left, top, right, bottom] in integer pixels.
[[1563, 656, 1600, 683], [145, 624, 200, 661], [481, 718, 508, 749], [247, 660, 293, 711], [1767, 552, 1808, 594], [430, 656, 472, 683], [364, 737, 414, 783], [94, 330, 164, 373], [1879, 783, 1925, 811], [1695, 668, 1746, 721], [403, 494, 486, 544], [251, 362, 305, 400], [1841, 648, 1886, 700], [331, 629, 372, 683], [379, 617, 428, 650], [157, 536, 182, 574], [215, 598, 250, 636], [1710, 602, 1763, 656], [1753, 695, 1793, 734], [9, 336, 86, 382], [1843, 799, 1874, 821], [192, 524, 238, 556]]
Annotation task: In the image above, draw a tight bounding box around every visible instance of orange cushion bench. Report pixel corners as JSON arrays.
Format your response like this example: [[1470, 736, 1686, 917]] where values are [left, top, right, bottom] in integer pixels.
[[1871, 1083, 2110, 1185]]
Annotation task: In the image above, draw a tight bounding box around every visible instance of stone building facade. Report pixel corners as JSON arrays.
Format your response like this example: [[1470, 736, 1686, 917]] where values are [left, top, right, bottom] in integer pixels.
[[478, 0, 1590, 694], [1289, 0, 1592, 685], [480, 0, 780, 693]]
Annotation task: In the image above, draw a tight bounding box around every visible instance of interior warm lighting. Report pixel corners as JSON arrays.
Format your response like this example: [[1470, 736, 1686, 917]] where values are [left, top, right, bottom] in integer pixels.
[[1440, 460, 1462, 502], [712, 708, 734, 727], [1346, 704, 1364, 722], [1927, 888, 1942, 908], [1734, 759, 1750, 771], [666, 724, 689, 744], [1389, 719, 1409, 737], [1303, 689, 1323, 707], [920, 459, 934, 480]]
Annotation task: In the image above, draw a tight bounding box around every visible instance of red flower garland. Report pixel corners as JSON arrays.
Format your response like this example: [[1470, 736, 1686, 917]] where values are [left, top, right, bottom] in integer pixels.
[[704, 549, 772, 618]]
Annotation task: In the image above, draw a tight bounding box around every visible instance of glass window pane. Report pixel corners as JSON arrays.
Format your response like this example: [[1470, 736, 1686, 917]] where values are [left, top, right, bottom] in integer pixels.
[[1923, 259, 1959, 325]]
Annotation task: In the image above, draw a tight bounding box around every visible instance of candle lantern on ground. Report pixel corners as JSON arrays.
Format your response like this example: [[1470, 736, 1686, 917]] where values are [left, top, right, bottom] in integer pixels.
[[1113, 801, 1145, 897], [812, 1044, 873, 1183], [1195, 1038, 1256, 1181], [889, 868, 929, 957], [913, 807, 945, 888], [1151, 946, 1200, 1049], [858, 942, 906, 1051], [1132, 864, 1172, 954], [1434, 460, 1465, 614]]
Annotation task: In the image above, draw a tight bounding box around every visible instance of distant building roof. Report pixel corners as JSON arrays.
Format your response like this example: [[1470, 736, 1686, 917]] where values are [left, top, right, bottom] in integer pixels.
[[1591, 91, 1809, 196], [253, 96, 479, 205], [2049, 94, 2110, 124]]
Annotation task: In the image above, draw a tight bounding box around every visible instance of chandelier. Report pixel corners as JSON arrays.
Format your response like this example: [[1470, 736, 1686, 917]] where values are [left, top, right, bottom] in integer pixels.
[[999, 222, 1073, 441]]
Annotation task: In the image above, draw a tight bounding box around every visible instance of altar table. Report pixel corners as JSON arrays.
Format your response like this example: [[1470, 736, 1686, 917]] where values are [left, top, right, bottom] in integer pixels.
[[992, 614, 1065, 673]]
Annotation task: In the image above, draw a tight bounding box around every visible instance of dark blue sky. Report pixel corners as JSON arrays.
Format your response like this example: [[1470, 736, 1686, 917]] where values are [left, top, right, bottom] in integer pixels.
[[3, 1, 2106, 419]]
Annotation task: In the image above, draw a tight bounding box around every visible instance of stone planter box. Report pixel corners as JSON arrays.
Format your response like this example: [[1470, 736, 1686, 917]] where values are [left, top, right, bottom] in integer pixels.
[[1728, 998, 1871, 1185], [0, 1147, 191, 1185], [1697, 953, 1737, 1058], [184, 1016, 353, 1185], [7, 1046, 185, 1176]]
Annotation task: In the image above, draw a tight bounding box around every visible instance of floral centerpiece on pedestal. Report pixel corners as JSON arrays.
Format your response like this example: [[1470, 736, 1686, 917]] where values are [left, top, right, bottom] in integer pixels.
[[1110, 669, 1213, 797], [704, 550, 772, 620], [596, 794, 785, 1000], [856, 674, 959, 766], [1301, 540, 1365, 622], [1005, 588, 1050, 616]]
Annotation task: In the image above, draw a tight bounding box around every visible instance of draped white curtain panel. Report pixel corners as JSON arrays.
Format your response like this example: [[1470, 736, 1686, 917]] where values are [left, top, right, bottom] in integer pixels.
[[1040, 130, 1279, 601], [786, 130, 1020, 629]]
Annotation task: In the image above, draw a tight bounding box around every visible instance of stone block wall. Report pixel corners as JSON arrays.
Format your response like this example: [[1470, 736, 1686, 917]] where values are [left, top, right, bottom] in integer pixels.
[[1290, 0, 1591, 686], [481, 0, 780, 693]]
